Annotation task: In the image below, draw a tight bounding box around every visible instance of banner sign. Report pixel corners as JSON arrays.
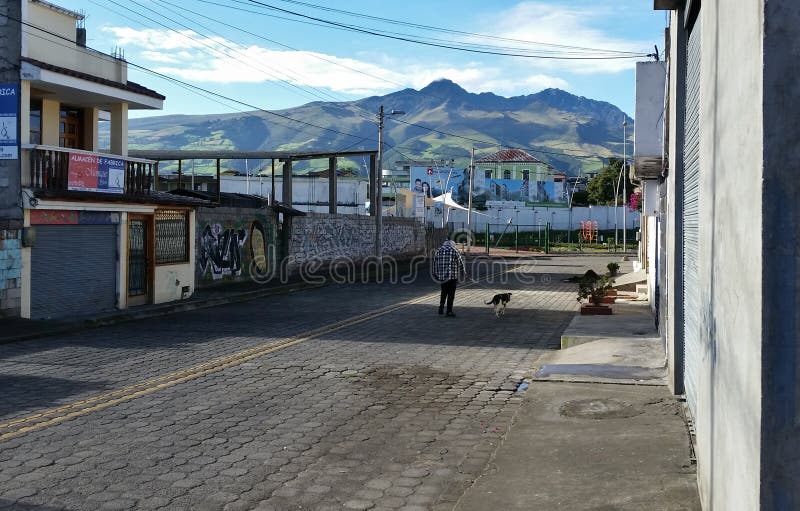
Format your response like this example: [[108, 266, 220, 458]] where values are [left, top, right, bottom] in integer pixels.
[[68, 153, 126, 194], [0, 84, 18, 160]]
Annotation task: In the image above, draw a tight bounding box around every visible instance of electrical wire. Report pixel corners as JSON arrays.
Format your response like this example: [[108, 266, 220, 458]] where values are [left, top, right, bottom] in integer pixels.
[[241, 0, 651, 60], [13, 13, 616, 168], [16, 18, 377, 149], [264, 0, 647, 56]]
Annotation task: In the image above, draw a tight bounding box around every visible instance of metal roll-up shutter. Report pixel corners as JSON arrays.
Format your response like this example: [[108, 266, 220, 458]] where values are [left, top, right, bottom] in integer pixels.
[[31, 224, 118, 319], [682, 14, 702, 417]]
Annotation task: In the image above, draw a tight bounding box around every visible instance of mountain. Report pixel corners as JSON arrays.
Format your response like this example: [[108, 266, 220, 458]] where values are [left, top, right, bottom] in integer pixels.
[[124, 79, 633, 176]]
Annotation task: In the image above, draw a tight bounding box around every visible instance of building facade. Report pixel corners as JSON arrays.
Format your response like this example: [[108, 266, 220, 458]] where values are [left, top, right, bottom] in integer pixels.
[[0, 0, 205, 319], [648, 1, 800, 509]]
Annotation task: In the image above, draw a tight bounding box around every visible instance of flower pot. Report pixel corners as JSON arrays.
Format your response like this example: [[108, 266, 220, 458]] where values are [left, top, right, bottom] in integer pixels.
[[580, 304, 612, 315]]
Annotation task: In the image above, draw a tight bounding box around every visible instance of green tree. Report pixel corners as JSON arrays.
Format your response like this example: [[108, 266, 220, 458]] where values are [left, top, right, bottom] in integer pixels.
[[586, 158, 634, 205]]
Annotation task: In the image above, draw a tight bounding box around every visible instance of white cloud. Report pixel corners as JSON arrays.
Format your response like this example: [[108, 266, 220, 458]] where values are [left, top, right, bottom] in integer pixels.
[[105, 26, 405, 95], [103, 0, 648, 104], [474, 2, 652, 74]]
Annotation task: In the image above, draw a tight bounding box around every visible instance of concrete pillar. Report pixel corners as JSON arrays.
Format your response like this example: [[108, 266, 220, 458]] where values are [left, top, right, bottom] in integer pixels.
[[328, 157, 337, 214], [41, 98, 59, 147], [761, 1, 800, 507], [82, 107, 99, 152], [109, 102, 128, 156], [282, 160, 292, 207]]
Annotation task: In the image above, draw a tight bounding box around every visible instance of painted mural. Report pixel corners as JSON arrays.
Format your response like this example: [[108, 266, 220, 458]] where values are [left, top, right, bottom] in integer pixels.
[[199, 224, 248, 280], [195, 209, 277, 285], [409, 166, 568, 207]]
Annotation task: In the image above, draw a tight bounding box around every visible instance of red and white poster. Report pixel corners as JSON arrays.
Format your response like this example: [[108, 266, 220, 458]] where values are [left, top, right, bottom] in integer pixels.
[[67, 152, 125, 194]]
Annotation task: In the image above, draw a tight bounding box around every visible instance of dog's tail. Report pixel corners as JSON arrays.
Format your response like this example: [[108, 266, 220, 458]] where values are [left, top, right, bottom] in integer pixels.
[[485, 298, 493, 305]]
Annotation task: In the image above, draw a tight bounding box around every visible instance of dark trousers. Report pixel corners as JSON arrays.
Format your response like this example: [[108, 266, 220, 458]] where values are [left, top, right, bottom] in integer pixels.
[[439, 279, 458, 313]]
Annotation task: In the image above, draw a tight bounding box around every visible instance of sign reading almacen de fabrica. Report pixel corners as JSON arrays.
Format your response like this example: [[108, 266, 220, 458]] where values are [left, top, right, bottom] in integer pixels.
[[0, 84, 18, 160]]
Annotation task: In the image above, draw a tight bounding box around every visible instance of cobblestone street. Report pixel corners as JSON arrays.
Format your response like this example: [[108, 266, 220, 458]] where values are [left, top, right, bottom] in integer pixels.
[[0, 255, 611, 511]]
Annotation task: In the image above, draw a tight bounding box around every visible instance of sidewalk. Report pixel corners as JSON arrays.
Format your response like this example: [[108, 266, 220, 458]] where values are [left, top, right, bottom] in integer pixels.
[[454, 301, 701, 511]]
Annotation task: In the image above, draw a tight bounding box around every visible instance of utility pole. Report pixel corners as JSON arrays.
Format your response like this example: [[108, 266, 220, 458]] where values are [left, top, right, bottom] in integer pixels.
[[375, 106, 405, 259], [466, 147, 475, 253], [623, 119, 628, 252], [376, 105, 384, 259]]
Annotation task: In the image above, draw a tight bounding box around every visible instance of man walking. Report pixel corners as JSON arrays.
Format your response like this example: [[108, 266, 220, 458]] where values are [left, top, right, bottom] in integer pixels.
[[433, 240, 466, 317]]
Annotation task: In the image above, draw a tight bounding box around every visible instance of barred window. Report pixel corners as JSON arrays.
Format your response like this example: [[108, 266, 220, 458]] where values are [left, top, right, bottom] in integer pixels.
[[155, 209, 189, 264]]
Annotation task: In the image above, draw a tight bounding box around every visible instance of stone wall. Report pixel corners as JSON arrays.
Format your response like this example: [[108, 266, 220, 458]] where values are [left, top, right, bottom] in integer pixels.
[[195, 207, 280, 288], [0, 221, 22, 317], [290, 214, 426, 265]]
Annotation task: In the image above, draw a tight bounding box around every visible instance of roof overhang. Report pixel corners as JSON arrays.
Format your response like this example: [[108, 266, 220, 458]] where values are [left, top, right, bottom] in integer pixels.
[[21, 61, 163, 110], [654, 0, 683, 9]]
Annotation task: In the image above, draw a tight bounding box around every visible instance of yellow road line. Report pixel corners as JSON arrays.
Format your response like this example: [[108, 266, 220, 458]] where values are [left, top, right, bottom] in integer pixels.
[[0, 292, 435, 441], [0, 267, 513, 441]]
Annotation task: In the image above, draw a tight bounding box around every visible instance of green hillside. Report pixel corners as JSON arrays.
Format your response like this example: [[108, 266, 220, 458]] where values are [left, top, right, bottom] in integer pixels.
[[123, 80, 633, 177]]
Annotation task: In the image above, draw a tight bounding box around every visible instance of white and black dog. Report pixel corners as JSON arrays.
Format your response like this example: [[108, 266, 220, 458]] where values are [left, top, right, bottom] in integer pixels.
[[485, 293, 512, 317]]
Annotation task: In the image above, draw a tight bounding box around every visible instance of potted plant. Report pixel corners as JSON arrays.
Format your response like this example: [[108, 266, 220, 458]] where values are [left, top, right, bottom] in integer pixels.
[[607, 262, 620, 276], [577, 270, 614, 314]]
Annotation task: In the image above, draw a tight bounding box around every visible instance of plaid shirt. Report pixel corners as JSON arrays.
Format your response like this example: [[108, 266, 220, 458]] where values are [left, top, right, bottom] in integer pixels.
[[433, 244, 466, 282]]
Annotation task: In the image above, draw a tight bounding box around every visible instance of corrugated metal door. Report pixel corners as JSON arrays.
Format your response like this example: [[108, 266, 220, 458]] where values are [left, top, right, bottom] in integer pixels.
[[31, 225, 118, 319], [682, 14, 702, 417]]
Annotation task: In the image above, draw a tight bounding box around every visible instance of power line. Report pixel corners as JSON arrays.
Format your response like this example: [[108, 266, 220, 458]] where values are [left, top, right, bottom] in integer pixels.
[[15, 17, 377, 149], [265, 0, 647, 56], [93, 0, 350, 107], [241, 0, 650, 60]]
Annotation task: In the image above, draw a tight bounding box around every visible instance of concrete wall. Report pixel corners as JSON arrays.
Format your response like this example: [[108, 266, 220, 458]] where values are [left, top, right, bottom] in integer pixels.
[[0, 222, 21, 317], [195, 206, 279, 288], [447, 205, 640, 232], [0, 0, 22, 316], [154, 211, 196, 304], [25, 1, 127, 83], [220, 175, 368, 211], [761, 1, 800, 508], [694, 3, 764, 510], [289, 214, 425, 266]]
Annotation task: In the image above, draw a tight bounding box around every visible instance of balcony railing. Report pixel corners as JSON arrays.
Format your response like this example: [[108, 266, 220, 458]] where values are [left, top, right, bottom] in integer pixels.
[[28, 145, 155, 196]]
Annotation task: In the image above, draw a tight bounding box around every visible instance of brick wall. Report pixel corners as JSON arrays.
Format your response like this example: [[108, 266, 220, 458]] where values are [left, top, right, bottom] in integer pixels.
[[0, 222, 22, 317]]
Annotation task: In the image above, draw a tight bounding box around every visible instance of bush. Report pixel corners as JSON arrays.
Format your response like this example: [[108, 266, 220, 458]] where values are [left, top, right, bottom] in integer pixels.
[[577, 270, 614, 306]]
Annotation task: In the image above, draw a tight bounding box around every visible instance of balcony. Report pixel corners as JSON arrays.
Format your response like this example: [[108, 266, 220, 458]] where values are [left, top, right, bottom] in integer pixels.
[[27, 145, 155, 197]]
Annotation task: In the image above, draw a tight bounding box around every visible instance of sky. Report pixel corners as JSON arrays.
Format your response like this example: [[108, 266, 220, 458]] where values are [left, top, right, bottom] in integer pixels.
[[52, 0, 667, 120]]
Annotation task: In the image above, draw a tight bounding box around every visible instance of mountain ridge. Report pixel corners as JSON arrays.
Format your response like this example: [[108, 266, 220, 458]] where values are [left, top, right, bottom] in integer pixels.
[[125, 79, 633, 176]]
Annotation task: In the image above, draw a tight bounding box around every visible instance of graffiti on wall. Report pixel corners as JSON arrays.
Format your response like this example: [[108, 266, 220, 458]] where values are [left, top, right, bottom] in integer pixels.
[[298, 220, 360, 259], [249, 220, 269, 276], [199, 223, 248, 279]]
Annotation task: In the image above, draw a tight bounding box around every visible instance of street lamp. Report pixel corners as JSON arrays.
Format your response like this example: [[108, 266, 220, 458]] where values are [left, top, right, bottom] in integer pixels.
[[622, 119, 628, 252], [376, 105, 404, 259]]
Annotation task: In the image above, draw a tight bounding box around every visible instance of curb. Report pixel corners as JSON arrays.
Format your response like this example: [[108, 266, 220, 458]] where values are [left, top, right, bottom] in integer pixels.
[[0, 280, 327, 345]]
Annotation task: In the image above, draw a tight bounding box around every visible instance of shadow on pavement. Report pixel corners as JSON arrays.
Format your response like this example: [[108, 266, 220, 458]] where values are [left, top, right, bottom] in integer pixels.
[[0, 374, 109, 420]]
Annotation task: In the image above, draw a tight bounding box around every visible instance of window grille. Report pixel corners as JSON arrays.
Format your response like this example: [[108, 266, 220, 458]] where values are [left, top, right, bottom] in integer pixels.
[[155, 209, 189, 264]]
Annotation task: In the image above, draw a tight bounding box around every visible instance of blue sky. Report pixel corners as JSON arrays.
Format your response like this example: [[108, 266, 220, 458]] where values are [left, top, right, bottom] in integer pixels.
[[54, 0, 667, 119]]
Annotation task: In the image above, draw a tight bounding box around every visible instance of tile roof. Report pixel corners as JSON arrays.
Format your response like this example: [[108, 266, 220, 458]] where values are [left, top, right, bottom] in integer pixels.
[[21, 57, 165, 100], [476, 148, 544, 164]]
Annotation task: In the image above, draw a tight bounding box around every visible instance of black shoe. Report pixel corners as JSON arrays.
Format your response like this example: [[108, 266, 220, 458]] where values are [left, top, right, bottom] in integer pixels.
[[438, 307, 444, 315], [446, 311, 456, 317]]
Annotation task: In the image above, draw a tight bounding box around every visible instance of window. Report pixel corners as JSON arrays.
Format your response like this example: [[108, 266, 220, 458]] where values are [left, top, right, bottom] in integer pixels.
[[155, 209, 190, 264], [484, 169, 492, 179], [522, 169, 530, 181], [59, 108, 82, 149], [503, 169, 511, 179], [29, 100, 41, 144]]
